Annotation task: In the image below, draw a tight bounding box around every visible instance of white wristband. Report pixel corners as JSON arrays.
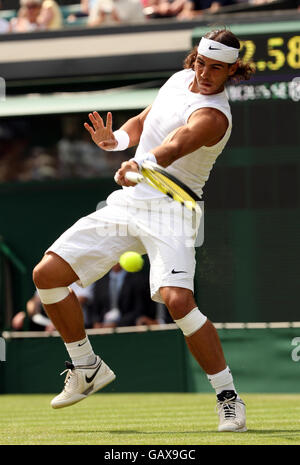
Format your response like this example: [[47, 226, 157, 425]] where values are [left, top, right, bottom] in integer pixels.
[[109, 130, 130, 151], [130, 152, 157, 170]]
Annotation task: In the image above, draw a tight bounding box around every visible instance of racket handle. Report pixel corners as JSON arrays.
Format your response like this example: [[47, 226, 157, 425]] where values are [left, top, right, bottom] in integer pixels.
[[125, 172, 143, 183]]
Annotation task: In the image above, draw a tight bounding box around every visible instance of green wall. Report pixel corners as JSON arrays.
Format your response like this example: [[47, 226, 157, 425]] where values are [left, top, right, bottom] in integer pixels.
[[1, 327, 299, 394], [0, 329, 186, 394], [185, 327, 300, 393], [194, 208, 300, 323]]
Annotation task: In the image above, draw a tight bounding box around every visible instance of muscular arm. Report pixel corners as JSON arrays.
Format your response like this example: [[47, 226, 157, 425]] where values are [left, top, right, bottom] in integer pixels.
[[115, 107, 228, 186], [151, 107, 228, 168], [119, 105, 152, 147]]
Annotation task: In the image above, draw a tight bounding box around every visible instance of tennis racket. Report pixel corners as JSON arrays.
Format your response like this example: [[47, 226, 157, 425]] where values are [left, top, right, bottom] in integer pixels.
[[124, 161, 201, 213]]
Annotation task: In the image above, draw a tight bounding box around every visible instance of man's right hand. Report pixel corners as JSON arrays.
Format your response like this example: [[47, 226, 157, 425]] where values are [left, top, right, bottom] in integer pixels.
[[84, 111, 118, 150], [114, 160, 139, 187]]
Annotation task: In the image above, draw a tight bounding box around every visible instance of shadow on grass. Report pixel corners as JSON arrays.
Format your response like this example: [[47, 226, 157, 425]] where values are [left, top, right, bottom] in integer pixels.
[[72, 429, 300, 436], [248, 430, 300, 435], [73, 430, 216, 435]]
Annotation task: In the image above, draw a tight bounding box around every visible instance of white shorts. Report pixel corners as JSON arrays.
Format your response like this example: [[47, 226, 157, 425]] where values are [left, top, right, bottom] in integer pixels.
[[46, 189, 201, 303]]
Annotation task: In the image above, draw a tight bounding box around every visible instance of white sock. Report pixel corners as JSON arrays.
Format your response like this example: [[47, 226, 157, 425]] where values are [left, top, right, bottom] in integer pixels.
[[65, 336, 97, 367], [207, 366, 237, 395]]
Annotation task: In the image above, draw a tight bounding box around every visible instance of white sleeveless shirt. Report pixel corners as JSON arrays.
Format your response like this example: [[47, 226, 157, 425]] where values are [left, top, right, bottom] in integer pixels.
[[126, 68, 232, 199]]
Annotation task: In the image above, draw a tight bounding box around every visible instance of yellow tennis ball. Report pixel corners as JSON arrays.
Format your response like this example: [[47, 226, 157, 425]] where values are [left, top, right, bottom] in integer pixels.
[[119, 251, 144, 272]]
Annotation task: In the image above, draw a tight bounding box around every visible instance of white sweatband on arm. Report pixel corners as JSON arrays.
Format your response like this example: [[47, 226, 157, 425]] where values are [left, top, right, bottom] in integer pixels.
[[108, 130, 130, 151], [36, 287, 70, 305], [174, 307, 207, 337], [130, 152, 157, 170], [198, 37, 239, 64]]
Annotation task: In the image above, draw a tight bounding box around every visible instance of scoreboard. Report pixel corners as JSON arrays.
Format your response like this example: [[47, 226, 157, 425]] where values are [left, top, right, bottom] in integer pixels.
[[239, 28, 300, 76], [192, 22, 300, 102], [192, 21, 300, 208]]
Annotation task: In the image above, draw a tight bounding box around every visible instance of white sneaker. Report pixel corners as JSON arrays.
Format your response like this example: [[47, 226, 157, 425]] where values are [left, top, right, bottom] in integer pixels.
[[217, 390, 247, 432], [51, 356, 116, 409]]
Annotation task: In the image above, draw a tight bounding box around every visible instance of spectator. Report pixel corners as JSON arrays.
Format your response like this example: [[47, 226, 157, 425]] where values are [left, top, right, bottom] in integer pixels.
[[114, 0, 145, 22], [0, 1, 9, 33], [10, 0, 42, 33], [143, 0, 186, 18], [136, 302, 171, 325], [66, 0, 98, 23], [80, 0, 100, 15], [18, 147, 59, 181], [11, 282, 94, 332], [88, 0, 145, 26], [88, 0, 121, 25], [0, 17, 9, 33], [178, 0, 234, 18], [70, 282, 95, 328], [57, 117, 111, 178], [90, 263, 159, 328], [251, 0, 277, 4], [37, 0, 63, 30], [11, 291, 56, 332], [0, 121, 30, 182]]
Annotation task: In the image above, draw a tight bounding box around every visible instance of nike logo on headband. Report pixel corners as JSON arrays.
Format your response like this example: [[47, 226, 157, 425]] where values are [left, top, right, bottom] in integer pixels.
[[208, 45, 221, 50]]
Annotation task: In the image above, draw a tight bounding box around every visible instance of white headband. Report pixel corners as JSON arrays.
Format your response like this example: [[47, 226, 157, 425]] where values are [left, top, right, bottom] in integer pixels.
[[197, 37, 239, 64]]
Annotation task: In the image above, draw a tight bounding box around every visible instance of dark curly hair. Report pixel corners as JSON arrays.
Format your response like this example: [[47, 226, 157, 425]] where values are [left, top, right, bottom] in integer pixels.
[[184, 28, 256, 83]]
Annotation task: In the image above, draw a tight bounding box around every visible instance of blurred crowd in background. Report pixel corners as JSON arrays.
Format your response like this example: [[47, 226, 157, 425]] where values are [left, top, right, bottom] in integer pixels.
[[0, 0, 299, 34], [0, 115, 133, 183], [11, 261, 172, 332]]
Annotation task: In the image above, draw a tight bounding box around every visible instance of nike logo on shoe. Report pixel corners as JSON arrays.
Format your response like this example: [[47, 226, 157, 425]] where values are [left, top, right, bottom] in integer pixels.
[[85, 362, 102, 383], [171, 269, 187, 274]]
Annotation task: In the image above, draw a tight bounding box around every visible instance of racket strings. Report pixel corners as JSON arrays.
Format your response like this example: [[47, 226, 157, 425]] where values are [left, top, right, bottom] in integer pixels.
[[142, 168, 198, 211], [145, 170, 184, 201]]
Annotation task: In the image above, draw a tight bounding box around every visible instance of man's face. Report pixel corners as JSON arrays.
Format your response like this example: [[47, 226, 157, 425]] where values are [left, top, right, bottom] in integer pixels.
[[192, 54, 237, 95], [25, 2, 41, 21]]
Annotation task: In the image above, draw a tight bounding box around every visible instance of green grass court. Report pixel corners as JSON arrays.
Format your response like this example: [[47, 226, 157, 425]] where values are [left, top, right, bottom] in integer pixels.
[[1, 393, 300, 445]]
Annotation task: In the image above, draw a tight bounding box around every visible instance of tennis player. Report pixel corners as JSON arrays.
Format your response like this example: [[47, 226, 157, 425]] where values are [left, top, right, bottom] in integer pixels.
[[33, 28, 255, 432]]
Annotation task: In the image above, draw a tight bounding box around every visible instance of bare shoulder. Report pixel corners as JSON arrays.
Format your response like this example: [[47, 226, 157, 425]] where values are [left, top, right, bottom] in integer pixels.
[[159, 106, 230, 155], [188, 107, 228, 132]]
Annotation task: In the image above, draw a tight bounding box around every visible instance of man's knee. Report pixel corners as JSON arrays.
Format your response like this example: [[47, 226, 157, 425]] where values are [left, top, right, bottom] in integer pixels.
[[32, 261, 50, 289], [160, 286, 207, 337], [32, 253, 78, 289], [160, 287, 195, 320], [33, 255, 77, 305]]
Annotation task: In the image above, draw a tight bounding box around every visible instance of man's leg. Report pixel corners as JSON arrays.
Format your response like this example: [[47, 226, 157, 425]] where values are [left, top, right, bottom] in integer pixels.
[[33, 252, 86, 342], [33, 252, 116, 408], [160, 286, 228, 374], [160, 286, 247, 432]]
